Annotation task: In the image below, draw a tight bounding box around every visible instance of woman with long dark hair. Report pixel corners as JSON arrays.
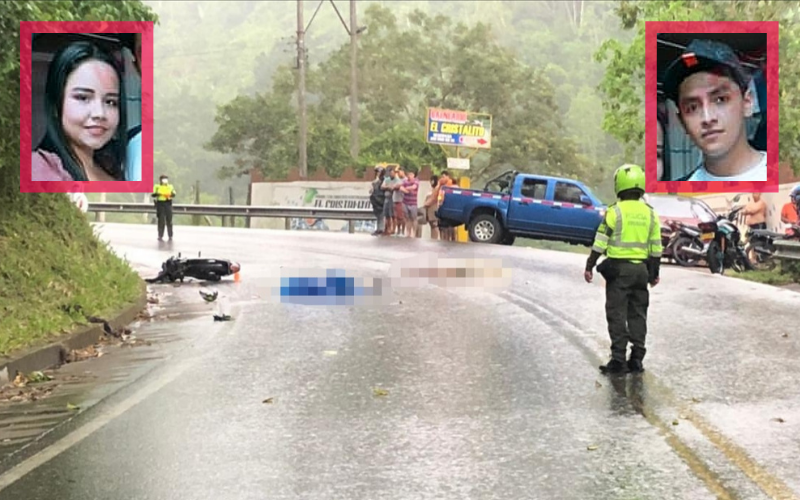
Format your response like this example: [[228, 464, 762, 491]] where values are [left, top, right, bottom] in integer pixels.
[[32, 41, 127, 181]]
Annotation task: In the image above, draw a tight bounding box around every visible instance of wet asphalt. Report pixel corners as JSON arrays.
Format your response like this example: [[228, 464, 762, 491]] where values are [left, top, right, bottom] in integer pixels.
[[0, 223, 798, 500]]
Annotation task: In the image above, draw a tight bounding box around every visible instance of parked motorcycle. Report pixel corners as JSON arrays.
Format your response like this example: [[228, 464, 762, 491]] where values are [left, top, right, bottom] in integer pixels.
[[706, 201, 754, 274], [746, 224, 800, 270], [663, 219, 715, 267], [146, 253, 241, 283]]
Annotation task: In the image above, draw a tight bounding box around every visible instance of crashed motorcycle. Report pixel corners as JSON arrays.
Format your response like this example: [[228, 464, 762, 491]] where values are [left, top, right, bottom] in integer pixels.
[[706, 203, 754, 275], [746, 224, 800, 270], [146, 253, 241, 283]]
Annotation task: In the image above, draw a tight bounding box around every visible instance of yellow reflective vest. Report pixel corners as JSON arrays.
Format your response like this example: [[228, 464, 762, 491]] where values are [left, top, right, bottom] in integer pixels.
[[153, 183, 175, 202], [591, 199, 663, 262]]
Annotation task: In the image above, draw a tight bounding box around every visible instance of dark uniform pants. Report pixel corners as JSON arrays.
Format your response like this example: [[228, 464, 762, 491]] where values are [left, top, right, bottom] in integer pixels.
[[603, 260, 650, 363], [156, 200, 173, 238]]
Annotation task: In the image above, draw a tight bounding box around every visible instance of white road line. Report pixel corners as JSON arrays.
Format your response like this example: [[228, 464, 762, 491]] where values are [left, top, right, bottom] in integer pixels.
[[0, 310, 239, 491]]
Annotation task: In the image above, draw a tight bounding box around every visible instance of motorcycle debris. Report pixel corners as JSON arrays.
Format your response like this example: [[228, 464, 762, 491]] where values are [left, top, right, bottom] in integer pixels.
[[213, 314, 233, 322]]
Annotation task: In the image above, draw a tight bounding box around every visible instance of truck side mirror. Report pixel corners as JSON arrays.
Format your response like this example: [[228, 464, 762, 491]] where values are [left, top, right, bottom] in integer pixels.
[[580, 195, 592, 206]]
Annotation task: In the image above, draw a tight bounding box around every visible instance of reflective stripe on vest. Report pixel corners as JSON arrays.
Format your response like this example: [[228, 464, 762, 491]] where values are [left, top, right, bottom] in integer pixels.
[[606, 201, 658, 260]]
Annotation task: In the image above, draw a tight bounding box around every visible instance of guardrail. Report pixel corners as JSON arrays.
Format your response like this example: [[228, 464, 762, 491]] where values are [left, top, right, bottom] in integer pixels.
[[774, 240, 800, 262], [86, 202, 376, 233]]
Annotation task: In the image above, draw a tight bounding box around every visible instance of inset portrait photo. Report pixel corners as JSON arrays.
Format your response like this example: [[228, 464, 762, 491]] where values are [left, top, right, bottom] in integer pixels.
[[20, 22, 153, 193], [645, 22, 779, 193]]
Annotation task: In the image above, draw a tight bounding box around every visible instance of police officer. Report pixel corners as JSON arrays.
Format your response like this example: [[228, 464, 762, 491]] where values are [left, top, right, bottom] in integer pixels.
[[584, 164, 663, 374], [152, 174, 176, 240]]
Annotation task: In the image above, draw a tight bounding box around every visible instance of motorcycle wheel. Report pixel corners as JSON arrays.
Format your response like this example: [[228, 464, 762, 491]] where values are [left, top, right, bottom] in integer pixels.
[[707, 241, 724, 274], [671, 236, 701, 267], [746, 241, 776, 271]]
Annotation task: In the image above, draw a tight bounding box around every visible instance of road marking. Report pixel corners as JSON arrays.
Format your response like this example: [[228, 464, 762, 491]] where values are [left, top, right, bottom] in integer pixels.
[[0, 307, 241, 492], [503, 290, 799, 500]]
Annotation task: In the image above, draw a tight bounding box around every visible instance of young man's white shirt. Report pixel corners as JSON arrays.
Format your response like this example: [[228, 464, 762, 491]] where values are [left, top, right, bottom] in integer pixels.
[[687, 151, 767, 181]]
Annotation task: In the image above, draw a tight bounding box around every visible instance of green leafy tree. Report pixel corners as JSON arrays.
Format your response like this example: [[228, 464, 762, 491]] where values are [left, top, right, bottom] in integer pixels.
[[207, 3, 589, 186], [596, 0, 800, 170]]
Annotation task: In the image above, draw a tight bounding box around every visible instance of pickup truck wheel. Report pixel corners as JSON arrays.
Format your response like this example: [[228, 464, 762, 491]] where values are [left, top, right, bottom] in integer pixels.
[[469, 214, 503, 244]]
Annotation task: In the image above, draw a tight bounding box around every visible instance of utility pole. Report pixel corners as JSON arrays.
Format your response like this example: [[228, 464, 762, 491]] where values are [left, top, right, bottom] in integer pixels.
[[297, 0, 308, 178], [349, 0, 359, 161]]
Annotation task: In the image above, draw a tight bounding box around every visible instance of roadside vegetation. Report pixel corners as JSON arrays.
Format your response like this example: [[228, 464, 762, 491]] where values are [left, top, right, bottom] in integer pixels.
[[730, 262, 800, 287], [0, 0, 158, 357], [0, 195, 143, 356]]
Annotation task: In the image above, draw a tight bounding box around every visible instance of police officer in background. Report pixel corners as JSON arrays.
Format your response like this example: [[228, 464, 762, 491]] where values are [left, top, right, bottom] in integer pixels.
[[584, 164, 663, 374], [152, 174, 176, 240]]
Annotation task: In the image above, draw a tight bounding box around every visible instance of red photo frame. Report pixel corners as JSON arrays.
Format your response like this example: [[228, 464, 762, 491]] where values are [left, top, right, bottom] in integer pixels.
[[19, 21, 154, 193], [646, 21, 779, 193]]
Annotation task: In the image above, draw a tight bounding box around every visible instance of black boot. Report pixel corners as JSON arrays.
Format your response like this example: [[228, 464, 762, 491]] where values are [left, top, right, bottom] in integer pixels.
[[627, 358, 644, 373], [599, 359, 627, 374]]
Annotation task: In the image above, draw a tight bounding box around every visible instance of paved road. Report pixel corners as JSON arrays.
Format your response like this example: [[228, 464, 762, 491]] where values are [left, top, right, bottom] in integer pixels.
[[0, 223, 798, 500]]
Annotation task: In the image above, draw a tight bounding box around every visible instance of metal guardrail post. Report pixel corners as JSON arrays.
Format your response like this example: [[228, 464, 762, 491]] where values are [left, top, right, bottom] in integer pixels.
[[348, 221, 355, 234], [774, 240, 800, 262], [285, 218, 291, 230]]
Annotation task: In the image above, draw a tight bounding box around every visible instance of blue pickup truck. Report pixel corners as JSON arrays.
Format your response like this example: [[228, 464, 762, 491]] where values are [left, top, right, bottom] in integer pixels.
[[437, 171, 608, 246]]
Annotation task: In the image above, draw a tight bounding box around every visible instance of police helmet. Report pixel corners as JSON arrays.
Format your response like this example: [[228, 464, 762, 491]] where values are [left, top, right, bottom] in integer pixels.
[[614, 164, 646, 196]]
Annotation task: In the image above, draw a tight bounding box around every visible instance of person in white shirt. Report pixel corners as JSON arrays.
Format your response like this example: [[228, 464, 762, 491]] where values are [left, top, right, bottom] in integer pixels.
[[662, 38, 766, 182]]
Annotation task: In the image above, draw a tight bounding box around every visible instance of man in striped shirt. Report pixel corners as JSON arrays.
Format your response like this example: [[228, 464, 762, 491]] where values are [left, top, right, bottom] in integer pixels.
[[400, 168, 420, 238]]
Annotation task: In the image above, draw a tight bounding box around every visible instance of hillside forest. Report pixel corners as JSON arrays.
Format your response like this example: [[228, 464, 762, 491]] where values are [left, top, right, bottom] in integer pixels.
[[94, 1, 800, 208]]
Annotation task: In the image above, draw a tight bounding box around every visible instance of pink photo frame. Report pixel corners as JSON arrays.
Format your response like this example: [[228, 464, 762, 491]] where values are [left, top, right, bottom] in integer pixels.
[[19, 21, 154, 193], [645, 21, 780, 193]]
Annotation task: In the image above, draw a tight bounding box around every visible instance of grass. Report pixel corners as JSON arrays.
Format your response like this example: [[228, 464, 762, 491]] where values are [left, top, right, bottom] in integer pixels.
[[513, 237, 590, 255], [728, 267, 797, 287], [0, 192, 143, 357]]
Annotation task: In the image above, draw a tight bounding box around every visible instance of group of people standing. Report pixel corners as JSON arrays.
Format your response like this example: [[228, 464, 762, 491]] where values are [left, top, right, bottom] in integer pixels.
[[368, 164, 457, 241]]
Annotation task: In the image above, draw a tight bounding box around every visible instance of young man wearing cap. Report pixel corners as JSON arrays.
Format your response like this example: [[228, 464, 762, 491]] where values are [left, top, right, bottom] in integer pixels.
[[662, 38, 766, 182]]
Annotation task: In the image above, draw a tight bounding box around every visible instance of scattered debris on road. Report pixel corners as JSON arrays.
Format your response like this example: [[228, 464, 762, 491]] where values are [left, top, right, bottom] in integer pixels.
[[0, 370, 59, 403], [65, 345, 103, 363], [587, 444, 599, 451], [373, 387, 389, 397], [262, 397, 274, 404], [771, 417, 785, 423]]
